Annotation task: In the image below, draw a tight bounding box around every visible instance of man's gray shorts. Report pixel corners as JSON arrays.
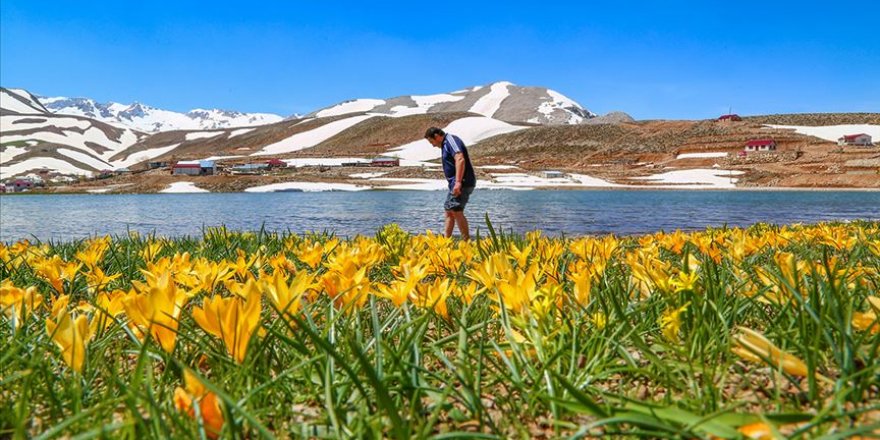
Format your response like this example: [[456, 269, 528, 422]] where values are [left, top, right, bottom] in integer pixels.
[[444, 186, 475, 212]]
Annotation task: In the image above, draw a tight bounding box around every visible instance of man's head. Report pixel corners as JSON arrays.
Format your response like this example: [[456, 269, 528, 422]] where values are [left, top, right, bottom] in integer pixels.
[[425, 127, 445, 147]]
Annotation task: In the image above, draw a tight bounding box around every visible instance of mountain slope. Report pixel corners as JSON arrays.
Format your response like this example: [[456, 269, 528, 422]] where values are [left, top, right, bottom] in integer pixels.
[[310, 81, 595, 125], [1, 89, 148, 179], [1, 87, 51, 115], [39, 96, 284, 132]]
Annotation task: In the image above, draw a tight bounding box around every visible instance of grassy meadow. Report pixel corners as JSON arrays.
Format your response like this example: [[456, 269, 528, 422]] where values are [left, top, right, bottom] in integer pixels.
[[1, 221, 879, 439]]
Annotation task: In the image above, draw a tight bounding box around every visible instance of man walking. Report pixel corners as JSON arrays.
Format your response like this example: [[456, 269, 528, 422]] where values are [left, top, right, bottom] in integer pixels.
[[425, 127, 476, 240]]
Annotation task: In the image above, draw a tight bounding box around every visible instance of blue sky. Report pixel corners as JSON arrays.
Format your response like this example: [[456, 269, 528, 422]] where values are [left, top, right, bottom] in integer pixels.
[[2, 1, 878, 119]]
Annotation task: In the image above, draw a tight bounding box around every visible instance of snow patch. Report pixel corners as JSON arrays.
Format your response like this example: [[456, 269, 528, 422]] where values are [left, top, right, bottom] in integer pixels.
[[283, 157, 369, 167], [676, 152, 730, 159], [0, 89, 46, 114], [160, 181, 209, 193], [185, 131, 224, 141], [468, 82, 512, 117], [385, 116, 526, 162], [0, 157, 93, 179], [384, 94, 466, 117], [0, 146, 28, 163], [349, 172, 389, 179], [112, 143, 181, 168], [252, 115, 374, 156], [316, 99, 385, 118], [229, 128, 256, 137], [201, 155, 244, 162], [631, 168, 744, 188], [57, 148, 113, 170]]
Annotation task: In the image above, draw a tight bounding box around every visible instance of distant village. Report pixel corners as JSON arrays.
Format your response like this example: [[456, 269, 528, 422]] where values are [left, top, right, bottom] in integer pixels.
[[0, 115, 875, 193], [0, 155, 402, 193]]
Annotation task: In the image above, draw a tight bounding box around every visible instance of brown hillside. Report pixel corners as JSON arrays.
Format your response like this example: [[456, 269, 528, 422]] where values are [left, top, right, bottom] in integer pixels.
[[471, 120, 817, 167], [293, 112, 478, 157], [742, 113, 880, 126], [111, 114, 357, 165]]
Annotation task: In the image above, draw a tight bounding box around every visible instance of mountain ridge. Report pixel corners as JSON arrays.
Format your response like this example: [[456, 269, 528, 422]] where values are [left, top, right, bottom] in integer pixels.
[[37, 95, 285, 132]]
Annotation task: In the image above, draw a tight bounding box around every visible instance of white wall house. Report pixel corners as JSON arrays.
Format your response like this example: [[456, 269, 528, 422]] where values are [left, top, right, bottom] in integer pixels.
[[838, 133, 873, 147]]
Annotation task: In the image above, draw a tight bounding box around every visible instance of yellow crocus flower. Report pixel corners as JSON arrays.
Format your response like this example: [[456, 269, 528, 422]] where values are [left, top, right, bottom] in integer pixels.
[[33, 255, 82, 295], [75, 236, 111, 269], [84, 266, 122, 293], [0, 280, 43, 328], [413, 277, 452, 319], [91, 289, 127, 333], [140, 240, 164, 262], [569, 266, 592, 308], [174, 369, 224, 438], [191, 292, 262, 363], [658, 302, 689, 342], [123, 271, 188, 353], [261, 270, 314, 317], [731, 327, 827, 381], [737, 422, 777, 440], [670, 270, 699, 293], [45, 307, 91, 373]]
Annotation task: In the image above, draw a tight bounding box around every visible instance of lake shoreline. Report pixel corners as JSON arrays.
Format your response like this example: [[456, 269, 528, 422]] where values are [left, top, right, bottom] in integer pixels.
[[3, 184, 880, 196], [3, 190, 879, 242]]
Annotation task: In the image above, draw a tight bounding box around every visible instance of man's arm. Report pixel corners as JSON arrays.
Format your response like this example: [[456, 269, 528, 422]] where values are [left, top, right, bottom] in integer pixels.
[[453, 152, 465, 196]]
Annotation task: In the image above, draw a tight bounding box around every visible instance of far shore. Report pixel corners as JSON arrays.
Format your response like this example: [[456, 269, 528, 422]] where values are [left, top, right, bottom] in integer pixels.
[[2, 184, 880, 196]]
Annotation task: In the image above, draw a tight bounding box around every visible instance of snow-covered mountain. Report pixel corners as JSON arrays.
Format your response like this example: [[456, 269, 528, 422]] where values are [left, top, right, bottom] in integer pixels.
[[1, 88, 51, 115], [1, 88, 148, 179], [310, 81, 596, 125], [38, 96, 284, 132], [1, 82, 599, 180]]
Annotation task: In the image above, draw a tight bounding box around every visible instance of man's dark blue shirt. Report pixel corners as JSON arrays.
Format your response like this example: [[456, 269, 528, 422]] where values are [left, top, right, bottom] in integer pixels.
[[441, 134, 476, 190]]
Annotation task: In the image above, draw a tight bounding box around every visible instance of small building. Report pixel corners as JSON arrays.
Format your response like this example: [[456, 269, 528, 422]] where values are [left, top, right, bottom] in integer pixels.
[[199, 160, 216, 175], [717, 114, 742, 122], [744, 139, 777, 153], [371, 156, 400, 167], [115, 167, 132, 175], [96, 169, 115, 179], [838, 133, 873, 147], [0, 183, 6, 193], [542, 170, 565, 178], [266, 159, 287, 169], [172, 161, 202, 176], [172, 160, 216, 176], [149, 161, 169, 169], [11, 179, 33, 192], [341, 160, 370, 167]]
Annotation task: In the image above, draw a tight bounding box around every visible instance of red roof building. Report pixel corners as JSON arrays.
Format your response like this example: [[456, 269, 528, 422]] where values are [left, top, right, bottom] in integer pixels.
[[371, 156, 400, 167], [266, 159, 287, 168], [718, 114, 742, 122], [838, 133, 873, 147], [744, 139, 777, 152]]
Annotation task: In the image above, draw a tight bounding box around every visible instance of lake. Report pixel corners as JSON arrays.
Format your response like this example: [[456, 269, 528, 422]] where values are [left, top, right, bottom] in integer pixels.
[[2, 189, 879, 242]]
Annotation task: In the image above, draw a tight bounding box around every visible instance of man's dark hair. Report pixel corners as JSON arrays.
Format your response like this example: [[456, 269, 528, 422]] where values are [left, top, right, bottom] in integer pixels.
[[425, 127, 445, 139]]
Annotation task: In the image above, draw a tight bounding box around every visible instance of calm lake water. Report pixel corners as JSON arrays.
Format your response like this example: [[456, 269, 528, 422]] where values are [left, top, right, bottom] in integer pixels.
[[2, 190, 879, 242]]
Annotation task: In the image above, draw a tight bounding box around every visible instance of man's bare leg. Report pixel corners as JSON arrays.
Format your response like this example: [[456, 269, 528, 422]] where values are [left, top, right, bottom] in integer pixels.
[[453, 211, 470, 241], [444, 210, 455, 238]]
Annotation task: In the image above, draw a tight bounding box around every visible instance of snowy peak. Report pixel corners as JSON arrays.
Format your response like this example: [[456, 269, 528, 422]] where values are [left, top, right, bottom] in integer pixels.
[[38, 95, 284, 132], [1, 87, 51, 115], [309, 81, 596, 125]]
